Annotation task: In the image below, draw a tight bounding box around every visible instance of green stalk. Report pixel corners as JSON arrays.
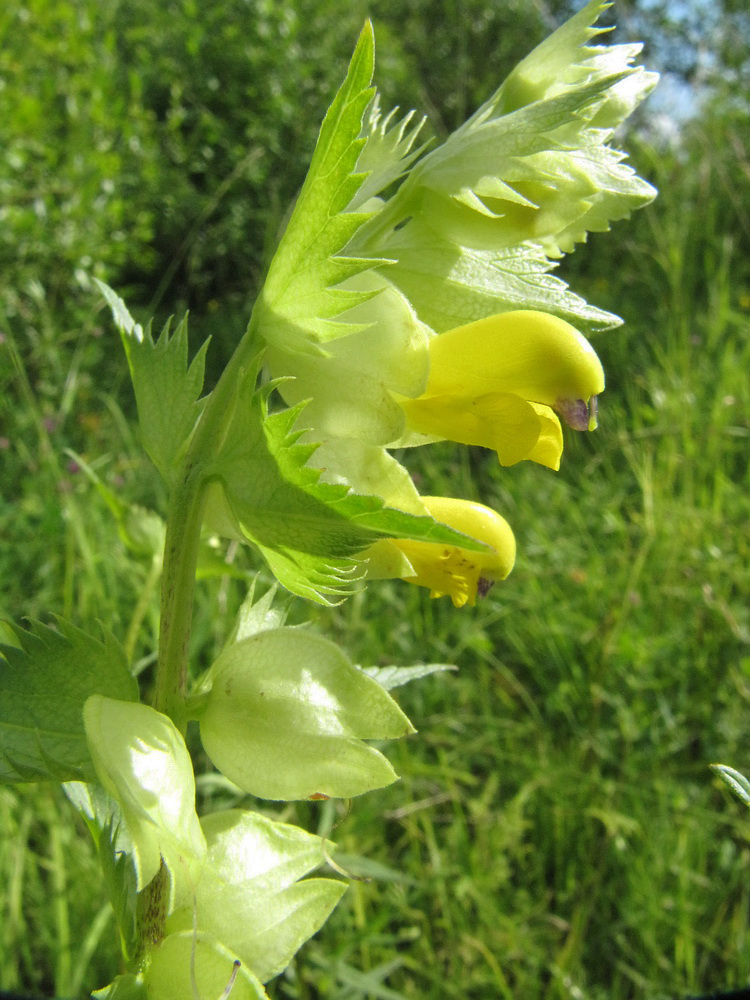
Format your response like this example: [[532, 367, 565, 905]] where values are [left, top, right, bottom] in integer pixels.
[[136, 315, 262, 953], [153, 312, 262, 725], [152, 473, 207, 726]]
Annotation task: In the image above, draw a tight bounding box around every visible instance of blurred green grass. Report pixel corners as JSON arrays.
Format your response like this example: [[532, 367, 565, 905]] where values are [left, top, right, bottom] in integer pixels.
[[2, 1, 750, 998]]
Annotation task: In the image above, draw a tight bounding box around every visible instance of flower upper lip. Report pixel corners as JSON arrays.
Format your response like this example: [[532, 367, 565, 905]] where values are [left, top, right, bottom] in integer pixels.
[[417, 310, 604, 405]]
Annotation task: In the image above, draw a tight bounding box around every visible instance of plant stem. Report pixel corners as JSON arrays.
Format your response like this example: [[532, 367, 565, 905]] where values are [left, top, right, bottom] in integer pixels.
[[152, 473, 207, 727], [136, 314, 262, 953], [152, 312, 261, 727], [135, 472, 206, 953]]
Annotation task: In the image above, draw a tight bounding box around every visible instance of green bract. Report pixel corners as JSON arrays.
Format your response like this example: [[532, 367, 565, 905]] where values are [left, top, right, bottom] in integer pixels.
[[64, 781, 140, 964], [94, 280, 208, 488], [253, 22, 381, 355], [195, 628, 414, 800], [349, 0, 658, 332], [200, 369, 487, 605]]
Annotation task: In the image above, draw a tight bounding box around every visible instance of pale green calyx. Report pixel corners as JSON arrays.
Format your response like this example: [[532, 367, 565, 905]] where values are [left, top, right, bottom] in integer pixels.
[[166, 810, 347, 983], [196, 628, 415, 800], [83, 695, 206, 897], [266, 273, 430, 446], [308, 436, 427, 515], [144, 932, 267, 1000]]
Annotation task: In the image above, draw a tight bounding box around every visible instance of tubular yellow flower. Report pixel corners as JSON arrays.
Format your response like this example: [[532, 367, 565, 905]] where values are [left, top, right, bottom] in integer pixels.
[[398, 310, 604, 470], [369, 496, 516, 608]]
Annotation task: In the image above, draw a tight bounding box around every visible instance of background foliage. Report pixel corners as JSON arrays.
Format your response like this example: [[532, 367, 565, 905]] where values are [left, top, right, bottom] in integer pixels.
[[2, 0, 750, 997]]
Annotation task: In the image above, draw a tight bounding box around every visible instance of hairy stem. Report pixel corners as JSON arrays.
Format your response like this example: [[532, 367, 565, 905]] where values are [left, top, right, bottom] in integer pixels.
[[136, 314, 262, 953], [152, 473, 207, 726], [152, 312, 262, 726], [135, 471, 207, 953]]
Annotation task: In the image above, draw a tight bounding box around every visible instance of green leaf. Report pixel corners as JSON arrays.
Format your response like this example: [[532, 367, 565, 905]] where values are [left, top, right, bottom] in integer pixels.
[[95, 280, 209, 485], [255, 22, 387, 354], [361, 663, 457, 691], [198, 628, 414, 800], [0, 619, 138, 784], [205, 375, 489, 604], [167, 810, 347, 984], [64, 781, 138, 963], [711, 764, 750, 808]]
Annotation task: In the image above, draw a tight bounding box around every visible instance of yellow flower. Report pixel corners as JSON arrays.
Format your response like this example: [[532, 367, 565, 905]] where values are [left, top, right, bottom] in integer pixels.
[[398, 310, 604, 470], [368, 496, 516, 608]]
